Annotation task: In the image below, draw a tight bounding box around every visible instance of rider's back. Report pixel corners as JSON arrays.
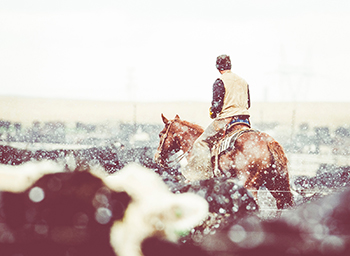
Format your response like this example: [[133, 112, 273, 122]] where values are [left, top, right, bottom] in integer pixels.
[[217, 70, 250, 119]]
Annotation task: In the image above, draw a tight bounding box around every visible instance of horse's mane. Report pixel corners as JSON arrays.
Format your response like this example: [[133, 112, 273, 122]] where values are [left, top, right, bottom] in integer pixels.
[[179, 119, 204, 133]]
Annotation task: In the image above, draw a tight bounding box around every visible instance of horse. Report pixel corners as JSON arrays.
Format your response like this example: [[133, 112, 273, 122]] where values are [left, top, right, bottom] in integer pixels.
[[154, 114, 294, 211]]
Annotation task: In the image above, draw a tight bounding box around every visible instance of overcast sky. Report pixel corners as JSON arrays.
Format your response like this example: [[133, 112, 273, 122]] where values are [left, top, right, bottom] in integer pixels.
[[1, 0, 350, 102]]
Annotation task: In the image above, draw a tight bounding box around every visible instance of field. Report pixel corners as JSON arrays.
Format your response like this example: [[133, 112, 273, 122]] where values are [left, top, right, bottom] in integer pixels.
[[2, 96, 349, 175], [1, 96, 350, 254]]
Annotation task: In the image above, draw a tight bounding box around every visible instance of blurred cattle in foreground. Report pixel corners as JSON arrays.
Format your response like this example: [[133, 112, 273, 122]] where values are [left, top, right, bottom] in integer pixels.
[[0, 162, 209, 256], [103, 164, 209, 256], [171, 178, 259, 245], [194, 187, 350, 256], [2, 147, 350, 255]]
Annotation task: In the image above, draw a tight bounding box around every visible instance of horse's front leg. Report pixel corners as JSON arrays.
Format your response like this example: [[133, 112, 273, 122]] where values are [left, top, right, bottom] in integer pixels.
[[249, 189, 259, 206], [181, 147, 214, 181]]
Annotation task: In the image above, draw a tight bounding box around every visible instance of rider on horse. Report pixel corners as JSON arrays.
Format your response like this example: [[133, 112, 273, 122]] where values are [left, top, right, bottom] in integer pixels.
[[182, 54, 251, 180]]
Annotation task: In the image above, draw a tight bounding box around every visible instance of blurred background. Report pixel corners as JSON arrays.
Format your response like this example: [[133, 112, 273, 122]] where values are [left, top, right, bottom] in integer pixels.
[[1, 0, 350, 177]]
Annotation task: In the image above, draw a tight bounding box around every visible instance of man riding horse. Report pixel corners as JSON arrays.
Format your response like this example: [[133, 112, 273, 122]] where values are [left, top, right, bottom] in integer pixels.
[[182, 54, 251, 180]]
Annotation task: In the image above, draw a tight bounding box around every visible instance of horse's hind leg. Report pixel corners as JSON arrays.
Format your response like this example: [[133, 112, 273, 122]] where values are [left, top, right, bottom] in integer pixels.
[[265, 171, 294, 210], [266, 140, 294, 211]]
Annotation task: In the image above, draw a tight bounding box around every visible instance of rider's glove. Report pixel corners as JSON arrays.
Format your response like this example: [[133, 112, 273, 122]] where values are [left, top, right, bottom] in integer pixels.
[[209, 107, 217, 119]]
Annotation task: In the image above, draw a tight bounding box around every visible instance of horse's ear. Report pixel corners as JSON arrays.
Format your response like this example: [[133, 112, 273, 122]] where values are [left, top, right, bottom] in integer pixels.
[[161, 113, 169, 124], [175, 114, 180, 120]]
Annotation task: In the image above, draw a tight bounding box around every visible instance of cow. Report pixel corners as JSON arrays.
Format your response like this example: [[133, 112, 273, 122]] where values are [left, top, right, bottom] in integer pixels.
[[0, 162, 209, 256], [194, 187, 350, 256], [0, 144, 124, 173], [170, 177, 259, 246], [102, 164, 209, 256]]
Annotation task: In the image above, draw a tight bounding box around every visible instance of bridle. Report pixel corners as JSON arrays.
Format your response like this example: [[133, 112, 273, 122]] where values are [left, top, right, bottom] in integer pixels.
[[156, 120, 190, 168], [157, 121, 173, 155]]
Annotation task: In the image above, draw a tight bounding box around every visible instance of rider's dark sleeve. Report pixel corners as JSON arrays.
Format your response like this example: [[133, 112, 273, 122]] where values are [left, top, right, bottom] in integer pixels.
[[211, 78, 225, 117]]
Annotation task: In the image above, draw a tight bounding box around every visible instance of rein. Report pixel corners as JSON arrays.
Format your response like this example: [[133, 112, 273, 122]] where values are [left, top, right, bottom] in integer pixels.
[[157, 120, 190, 168], [170, 150, 189, 166]]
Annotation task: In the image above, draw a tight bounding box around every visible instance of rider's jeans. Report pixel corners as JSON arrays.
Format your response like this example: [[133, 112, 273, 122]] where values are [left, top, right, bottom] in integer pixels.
[[182, 117, 230, 181]]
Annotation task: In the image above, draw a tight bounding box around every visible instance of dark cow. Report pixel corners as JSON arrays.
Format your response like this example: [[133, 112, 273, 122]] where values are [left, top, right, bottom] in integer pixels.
[[0, 145, 33, 165], [0, 169, 130, 256], [142, 187, 350, 256], [172, 178, 259, 245], [0, 144, 124, 173], [0, 144, 166, 174], [193, 187, 350, 256]]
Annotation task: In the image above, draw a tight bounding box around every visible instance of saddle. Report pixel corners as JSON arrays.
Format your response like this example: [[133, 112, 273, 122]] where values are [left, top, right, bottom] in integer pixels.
[[210, 119, 257, 177]]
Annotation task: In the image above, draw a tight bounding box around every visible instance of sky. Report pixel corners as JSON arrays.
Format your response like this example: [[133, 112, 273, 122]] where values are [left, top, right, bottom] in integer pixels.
[[1, 0, 350, 103]]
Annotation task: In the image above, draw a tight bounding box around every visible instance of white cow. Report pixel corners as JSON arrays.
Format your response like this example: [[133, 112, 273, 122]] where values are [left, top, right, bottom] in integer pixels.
[[103, 164, 209, 256]]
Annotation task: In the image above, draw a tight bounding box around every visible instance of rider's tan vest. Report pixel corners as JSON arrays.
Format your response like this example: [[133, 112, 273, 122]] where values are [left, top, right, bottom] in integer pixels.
[[216, 70, 250, 119]]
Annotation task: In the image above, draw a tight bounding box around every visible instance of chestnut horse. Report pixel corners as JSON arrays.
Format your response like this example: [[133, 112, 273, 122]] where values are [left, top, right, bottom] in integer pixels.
[[154, 114, 294, 210]]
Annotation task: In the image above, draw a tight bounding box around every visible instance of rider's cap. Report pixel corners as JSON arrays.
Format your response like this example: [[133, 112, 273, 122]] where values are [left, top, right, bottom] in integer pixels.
[[216, 54, 231, 71]]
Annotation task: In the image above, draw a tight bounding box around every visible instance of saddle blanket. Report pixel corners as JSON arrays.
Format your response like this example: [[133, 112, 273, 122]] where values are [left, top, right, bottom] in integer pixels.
[[212, 128, 256, 158]]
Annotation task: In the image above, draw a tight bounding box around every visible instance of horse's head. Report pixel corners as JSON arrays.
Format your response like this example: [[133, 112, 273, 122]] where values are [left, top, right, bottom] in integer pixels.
[[154, 114, 182, 168]]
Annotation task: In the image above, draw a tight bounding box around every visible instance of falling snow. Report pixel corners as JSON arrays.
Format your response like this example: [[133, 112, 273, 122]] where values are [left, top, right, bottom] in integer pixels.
[[0, 115, 350, 254]]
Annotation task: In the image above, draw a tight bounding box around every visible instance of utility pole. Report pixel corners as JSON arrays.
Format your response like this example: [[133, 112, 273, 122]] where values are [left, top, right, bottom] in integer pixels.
[[276, 44, 314, 141], [126, 67, 137, 132]]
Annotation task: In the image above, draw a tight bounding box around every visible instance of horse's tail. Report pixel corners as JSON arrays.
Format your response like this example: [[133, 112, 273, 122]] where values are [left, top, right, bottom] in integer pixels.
[[267, 140, 295, 208], [267, 141, 288, 175]]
